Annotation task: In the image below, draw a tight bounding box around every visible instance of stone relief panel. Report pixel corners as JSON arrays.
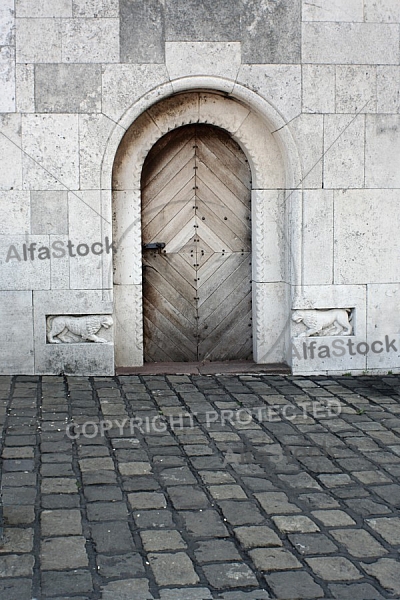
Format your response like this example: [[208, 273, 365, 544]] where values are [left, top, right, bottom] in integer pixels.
[[292, 308, 353, 337], [46, 315, 113, 344]]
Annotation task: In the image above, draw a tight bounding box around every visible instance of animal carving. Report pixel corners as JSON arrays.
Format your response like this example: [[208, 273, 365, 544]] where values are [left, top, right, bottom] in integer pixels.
[[47, 315, 113, 344], [292, 309, 352, 337]]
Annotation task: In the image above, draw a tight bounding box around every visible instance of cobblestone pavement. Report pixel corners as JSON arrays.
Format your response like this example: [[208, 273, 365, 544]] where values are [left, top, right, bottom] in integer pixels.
[[0, 374, 400, 599]]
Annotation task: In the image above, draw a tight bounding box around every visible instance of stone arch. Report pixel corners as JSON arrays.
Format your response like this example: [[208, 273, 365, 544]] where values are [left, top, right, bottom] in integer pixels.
[[106, 79, 303, 369]]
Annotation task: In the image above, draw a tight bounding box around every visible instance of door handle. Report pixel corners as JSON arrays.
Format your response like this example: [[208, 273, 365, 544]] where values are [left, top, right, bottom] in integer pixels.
[[143, 242, 166, 254]]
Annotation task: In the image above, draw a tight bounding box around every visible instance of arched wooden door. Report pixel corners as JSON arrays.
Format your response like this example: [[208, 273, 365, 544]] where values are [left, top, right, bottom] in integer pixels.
[[141, 124, 252, 362]]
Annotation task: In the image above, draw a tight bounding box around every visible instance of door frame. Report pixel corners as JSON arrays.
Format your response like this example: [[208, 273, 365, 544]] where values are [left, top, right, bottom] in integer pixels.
[[110, 83, 303, 368]]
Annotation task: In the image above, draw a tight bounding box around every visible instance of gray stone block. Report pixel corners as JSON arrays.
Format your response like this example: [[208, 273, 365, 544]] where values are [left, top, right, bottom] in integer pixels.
[[96, 553, 145, 578], [120, 0, 164, 63], [35, 64, 101, 113], [265, 571, 324, 599], [165, 0, 240, 41], [41, 570, 93, 596], [241, 0, 301, 63], [31, 191, 68, 235]]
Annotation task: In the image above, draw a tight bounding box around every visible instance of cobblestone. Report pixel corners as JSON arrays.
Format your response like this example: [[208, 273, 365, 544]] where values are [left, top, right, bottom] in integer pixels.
[[265, 571, 324, 599], [0, 373, 400, 597], [148, 551, 199, 585]]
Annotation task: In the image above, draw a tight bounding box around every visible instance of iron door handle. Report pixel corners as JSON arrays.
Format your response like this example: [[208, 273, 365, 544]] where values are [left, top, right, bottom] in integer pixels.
[[143, 242, 166, 253]]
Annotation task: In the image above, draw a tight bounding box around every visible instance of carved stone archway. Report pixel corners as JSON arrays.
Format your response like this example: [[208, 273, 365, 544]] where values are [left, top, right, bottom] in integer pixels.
[[108, 83, 303, 368]]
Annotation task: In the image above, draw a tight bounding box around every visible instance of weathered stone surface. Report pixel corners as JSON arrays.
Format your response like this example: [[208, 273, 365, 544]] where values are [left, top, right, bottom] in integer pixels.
[[62, 18, 119, 63], [22, 113, 79, 190], [148, 552, 199, 586], [41, 477, 77, 494], [0, 292, 34, 375], [361, 558, 400, 594], [101, 578, 153, 600], [72, 0, 119, 17], [15, 63, 34, 112], [302, 0, 363, 21], [364, 0, 400, 22], [181, 510, 228, 538], [0, 374, 400, 599], [120, 0, 164, 63], [167, 485, 209, 509], [377, 66, 400, 113], [90, 521, 134, 553], [166, 42, 241, 81], [302, 65, 335, 114], [16, 18, 62, 63], [96, 553, 145, 578], [16, 0, 73, 18], [0, 554, 34, 577], [133, 509, 174, 530], [331, 528, 388, 558], [289, 533, 338, 555], [208, 484, 247, 500], [140, 529, 187, 551], [237, 65, 301, 122], [31, 191, 68, 235], [336, 66, 377, 113], [272, 515, 319, 533], [41, 509, 82, 536], [0, 114, 22, 191], [194, 539, 241, 563], [366, 516, 400, 544], [0, 0, 14, 45], [254, 492, 301, 514], [323, 114, 364, 189], [242, 0, 301, 63], [302, 22, 399, 64], [159, 589, 212, 600], [334, 190, 400, 284], [328, 582, 386, 600], [366, 115, 400, 188], [250, 548, 302, 571], [311, 510, 355, 526], [41, 570, 92, 596], [234, 525, 282, 549], [40, 536, 88, 570], [203, 562, 258, 588], [0, 46, 15, 112], [35, 64, 101, 113], [265, 570, 324, 599], [102, 64, 169, 122], [86, 501, 128, 521], [128, 491, 167, 510], [165, 0, 240, 42], [306, 556, 362, 580]]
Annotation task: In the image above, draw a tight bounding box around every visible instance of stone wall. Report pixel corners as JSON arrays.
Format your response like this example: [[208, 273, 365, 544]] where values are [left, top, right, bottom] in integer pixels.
[[1, 0, 400, 375]]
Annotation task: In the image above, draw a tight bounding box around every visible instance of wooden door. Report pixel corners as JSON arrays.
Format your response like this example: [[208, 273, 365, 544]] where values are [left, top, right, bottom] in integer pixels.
[[141, 124, 252, 362]]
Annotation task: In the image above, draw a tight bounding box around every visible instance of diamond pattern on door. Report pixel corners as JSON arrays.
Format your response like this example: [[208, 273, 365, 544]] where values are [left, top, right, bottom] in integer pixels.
[[141, 124, 252, 362]]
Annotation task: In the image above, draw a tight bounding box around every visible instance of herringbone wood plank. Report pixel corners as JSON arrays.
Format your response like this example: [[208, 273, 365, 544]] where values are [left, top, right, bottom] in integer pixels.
[[142, 124, 252, 362]]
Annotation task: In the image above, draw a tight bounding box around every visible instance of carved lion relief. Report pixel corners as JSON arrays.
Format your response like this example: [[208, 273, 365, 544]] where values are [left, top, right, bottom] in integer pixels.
[[292, 309, 353, 338], [47, 315, 113, 344]]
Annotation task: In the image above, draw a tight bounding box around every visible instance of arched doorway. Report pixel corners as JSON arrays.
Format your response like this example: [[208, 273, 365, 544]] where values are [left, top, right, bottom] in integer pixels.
[[141, 124, 252, 362], [111, 89, 296, 369]]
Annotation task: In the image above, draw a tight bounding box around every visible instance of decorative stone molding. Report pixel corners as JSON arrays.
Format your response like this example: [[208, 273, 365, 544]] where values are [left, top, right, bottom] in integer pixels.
[[106, 80, 304, 368], [46, 315, 113, 344], [292, 309, 353, 337]]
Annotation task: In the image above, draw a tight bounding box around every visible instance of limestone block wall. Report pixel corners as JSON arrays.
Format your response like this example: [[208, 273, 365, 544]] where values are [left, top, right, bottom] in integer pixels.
[[0, 0, 399, 375]]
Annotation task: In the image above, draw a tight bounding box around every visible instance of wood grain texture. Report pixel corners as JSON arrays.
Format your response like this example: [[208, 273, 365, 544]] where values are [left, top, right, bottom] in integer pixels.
[[142, 124, 252, 362]]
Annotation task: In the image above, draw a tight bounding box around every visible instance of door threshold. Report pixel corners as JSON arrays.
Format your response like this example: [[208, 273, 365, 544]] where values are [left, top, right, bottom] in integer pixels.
[[116, 361, 291, 376]]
